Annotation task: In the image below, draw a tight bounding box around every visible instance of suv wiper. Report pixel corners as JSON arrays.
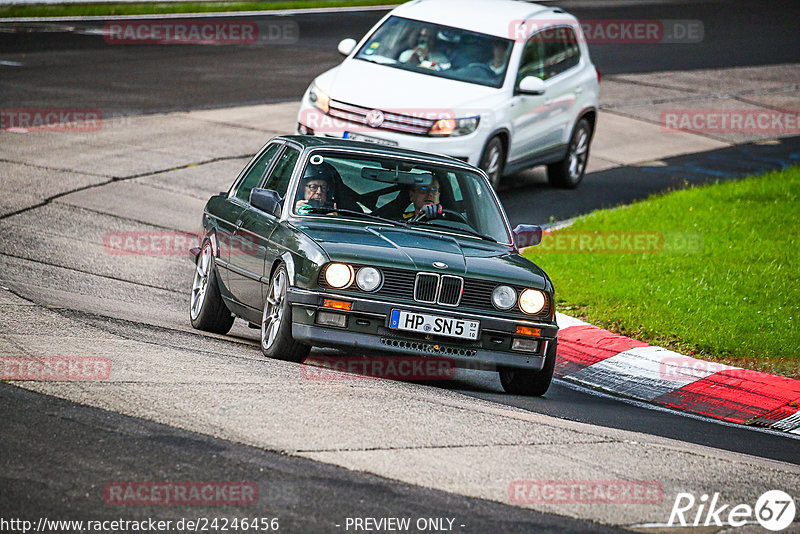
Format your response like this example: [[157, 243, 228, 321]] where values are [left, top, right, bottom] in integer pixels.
[[303, 207, 407, 228], [409, 220, 498, 243]]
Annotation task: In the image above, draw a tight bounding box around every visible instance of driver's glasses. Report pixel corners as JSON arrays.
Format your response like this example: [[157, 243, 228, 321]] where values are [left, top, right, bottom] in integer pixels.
[[415, 186, 439, 193], [306, 184, 329, 193]]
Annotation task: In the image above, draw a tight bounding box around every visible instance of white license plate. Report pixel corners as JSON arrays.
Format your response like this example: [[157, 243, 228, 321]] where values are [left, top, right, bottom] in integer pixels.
[[344, 131, 399, 147], [389, 310, 479, 340]]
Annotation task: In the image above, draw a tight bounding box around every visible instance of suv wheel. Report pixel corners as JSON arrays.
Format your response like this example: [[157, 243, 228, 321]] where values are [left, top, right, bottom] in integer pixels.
[[498, 339, 556, 396], [261, 264, 311, 362], [479, 136, 505, 190], [547, 118, 591, 189], [190, 240, 235, 334]]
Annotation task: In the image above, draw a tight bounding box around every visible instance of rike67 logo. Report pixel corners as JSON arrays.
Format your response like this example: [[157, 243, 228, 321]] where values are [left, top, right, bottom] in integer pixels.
[[669, 490, 796, 531]]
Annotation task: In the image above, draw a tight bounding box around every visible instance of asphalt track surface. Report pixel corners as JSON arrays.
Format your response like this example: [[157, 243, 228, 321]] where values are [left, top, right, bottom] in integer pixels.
[[2, 0, 800, 530]]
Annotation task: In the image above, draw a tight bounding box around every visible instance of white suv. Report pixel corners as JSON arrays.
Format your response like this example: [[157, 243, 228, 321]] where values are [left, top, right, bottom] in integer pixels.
[[297, 0, 599, 189]]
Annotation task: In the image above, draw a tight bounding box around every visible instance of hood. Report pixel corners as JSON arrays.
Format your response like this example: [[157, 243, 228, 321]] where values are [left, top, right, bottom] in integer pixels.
[[317, 59, 498, 111], [295, 219, 548, 290]]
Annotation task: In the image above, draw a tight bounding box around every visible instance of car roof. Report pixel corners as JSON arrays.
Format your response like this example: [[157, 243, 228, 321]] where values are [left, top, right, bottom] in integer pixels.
[[278, 135, 478, 170], [390, 0, 570, 39]]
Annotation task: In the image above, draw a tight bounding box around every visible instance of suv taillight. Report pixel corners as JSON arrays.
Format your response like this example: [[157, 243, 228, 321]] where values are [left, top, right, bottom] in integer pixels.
[[596, 67, 602, 83]]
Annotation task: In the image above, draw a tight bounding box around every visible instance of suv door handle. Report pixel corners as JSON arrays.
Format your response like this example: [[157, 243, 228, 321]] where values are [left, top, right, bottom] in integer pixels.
[[544, 99, 553, 106], [575, 86, 584, 94]]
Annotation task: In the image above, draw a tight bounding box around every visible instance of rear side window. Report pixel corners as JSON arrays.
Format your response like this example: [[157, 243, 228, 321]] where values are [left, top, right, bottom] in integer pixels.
[[232, 143, 280, 202]]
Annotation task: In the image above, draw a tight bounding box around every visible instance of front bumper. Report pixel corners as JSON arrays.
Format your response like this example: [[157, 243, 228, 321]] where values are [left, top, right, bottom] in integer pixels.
[[287, 287, 558, 371]]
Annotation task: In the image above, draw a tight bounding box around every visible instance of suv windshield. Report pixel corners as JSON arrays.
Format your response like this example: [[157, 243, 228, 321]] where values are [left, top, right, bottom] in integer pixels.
[[292, 150, 511, 244], [354, 16, 513, 89]]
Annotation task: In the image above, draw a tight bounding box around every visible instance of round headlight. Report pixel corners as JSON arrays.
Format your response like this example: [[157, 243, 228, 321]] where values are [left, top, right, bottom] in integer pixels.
[[519, 289, 547, 315], [356, 267, 382, 292], [324, 263, 353, 288], [491, 285, 517, 310]]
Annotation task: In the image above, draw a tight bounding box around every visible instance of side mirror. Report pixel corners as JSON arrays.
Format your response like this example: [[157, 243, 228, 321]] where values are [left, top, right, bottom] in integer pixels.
[[513, 224, 542, 248], [517, 76, 546, 95], [337, 38, 357, 56], [250, 188, 282, 217]]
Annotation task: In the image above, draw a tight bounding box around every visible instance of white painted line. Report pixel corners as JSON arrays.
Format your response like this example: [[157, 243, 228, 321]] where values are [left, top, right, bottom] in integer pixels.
[[0, 60, 24, 66], [566, 345, 738, 401], [772, 410, 800, 432], [0, 4, 397, 23]]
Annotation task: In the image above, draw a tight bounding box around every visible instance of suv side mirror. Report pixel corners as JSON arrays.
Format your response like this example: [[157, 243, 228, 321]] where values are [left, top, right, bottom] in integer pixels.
[[250, 188, 282, 217], [513, 224, 542, 248], [518, 76, 546, 95], [338, 38, 357, 56]]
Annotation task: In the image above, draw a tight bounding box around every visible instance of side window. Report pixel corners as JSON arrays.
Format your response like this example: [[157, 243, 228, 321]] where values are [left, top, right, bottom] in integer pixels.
[[541, 26, 580, 79], [517, 26, 580, 84], [262, 146, 300, 198], [517, 32, 544, 84], [232, 143, 280, 203]]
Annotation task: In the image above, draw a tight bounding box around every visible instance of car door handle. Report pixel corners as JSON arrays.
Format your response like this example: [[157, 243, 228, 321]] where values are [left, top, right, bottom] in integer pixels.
[[234, 219, 243, 234], [544, 99, 553, 106], [575, 86, 584, 94]]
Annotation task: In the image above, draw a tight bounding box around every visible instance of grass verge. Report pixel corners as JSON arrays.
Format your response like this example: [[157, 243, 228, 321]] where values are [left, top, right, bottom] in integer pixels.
[[525, 166, 800, 378], [0, 0, 395, 19]]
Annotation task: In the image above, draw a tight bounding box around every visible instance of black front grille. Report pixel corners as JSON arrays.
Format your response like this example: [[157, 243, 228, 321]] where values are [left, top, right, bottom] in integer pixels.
[[439, 275, 463, 306], [414, 273, 439, 303]]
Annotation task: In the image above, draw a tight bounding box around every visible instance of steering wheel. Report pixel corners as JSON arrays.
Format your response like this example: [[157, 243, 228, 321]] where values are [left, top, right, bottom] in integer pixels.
[[463, 63, 497, 76]]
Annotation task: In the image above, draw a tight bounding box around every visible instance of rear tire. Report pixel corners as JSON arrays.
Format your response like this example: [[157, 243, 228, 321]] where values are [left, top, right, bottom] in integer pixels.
[[190, 240, 235, 335], [499, 339, 556, 396], [260, 264, 310, 362], [479, 136, 506, 190], [547, 118, 591, 189]]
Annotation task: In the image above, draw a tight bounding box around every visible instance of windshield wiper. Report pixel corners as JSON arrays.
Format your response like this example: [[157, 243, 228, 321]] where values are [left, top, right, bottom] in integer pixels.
[[303, 207, 408, 228], [408, 220, 498, 243]]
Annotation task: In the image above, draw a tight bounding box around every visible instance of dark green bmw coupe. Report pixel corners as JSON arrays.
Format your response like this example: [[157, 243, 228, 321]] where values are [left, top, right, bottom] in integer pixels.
[[190, 136, 558, 395]]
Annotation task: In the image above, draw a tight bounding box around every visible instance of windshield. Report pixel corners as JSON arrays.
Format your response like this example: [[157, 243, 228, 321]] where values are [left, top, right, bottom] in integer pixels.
[[291, 150, 511, 244], [354, 16, 513, 89]]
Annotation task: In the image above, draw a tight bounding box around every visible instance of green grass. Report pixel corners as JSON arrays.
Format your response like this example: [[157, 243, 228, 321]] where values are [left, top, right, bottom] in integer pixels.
[[525, 166, 800, 378], [0, 0, 396, 18]]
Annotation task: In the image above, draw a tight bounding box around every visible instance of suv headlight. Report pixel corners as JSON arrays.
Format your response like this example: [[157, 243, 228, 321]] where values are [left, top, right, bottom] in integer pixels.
[[429, 116, 480, 137], [519, 289, 547, 315], [308, 82, 330, 113]]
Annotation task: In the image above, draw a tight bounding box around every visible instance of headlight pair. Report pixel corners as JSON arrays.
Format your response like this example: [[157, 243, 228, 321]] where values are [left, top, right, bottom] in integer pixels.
[[324, 263, 382, 292], [491, 285, 547, 315]]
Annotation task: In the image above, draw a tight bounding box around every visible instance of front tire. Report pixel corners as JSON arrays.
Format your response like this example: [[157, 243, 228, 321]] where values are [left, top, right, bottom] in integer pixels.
[[190, 240, 235, 334], [499, 339, 556, 396], [547, 118, 591, 189], [261, 264, 310, 362], [479, 136, 506, 190]]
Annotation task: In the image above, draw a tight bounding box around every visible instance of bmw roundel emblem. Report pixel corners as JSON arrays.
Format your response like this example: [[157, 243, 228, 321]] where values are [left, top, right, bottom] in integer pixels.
[[433, 261, 448, 269], [366, 109, 385, 128]]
